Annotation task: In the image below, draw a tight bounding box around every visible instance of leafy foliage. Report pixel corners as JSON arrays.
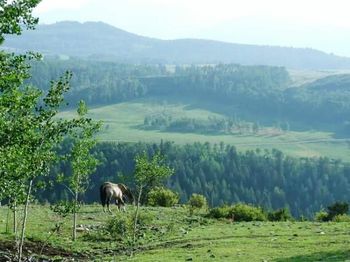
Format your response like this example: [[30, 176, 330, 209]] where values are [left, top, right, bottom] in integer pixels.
[[134, 152, 174, 195], [105, 213, 133, 239], [147, 187, 179, 207], [327, 201, 349, 220], [267, 208, 293, 221], [332, 214, 350, 222], [314, 210, 329, 222], [50, 200, 76, 218], [314, 202, 349, 222], [208, 203, 267, 221], [0, 0, 40, 43], [188, 193, 207, 215]]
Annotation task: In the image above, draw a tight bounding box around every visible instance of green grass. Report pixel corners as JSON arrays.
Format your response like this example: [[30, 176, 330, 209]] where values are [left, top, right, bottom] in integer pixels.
[[288, 69, 350, 87], [60, 97, 350, 162], [1, 205, 350, 261]]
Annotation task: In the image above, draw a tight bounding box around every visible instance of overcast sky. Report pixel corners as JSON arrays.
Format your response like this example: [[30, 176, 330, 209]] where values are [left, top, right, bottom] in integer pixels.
[[33, 0, 350, 57]]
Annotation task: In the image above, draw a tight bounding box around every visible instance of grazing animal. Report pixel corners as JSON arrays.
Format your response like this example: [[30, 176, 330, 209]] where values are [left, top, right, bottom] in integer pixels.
[[100, 182, 133, 212]]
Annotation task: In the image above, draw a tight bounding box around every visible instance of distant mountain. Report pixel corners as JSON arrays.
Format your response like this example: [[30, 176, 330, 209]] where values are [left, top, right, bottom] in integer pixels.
[[3, 21, 350, 69]]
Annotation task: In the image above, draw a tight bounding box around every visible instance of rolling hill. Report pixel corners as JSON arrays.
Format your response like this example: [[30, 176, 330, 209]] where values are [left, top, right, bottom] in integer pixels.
[[3, 21, 350, 69]]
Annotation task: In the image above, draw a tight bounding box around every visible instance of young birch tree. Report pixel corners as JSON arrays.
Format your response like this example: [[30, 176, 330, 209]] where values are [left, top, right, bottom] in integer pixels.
[[69, 101, 100, 241], [132, 153, 174, 244]]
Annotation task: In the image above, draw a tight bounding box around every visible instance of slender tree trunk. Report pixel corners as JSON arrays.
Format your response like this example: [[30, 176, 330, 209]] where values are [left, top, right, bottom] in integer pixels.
[[133, 185, 143, 244], [72, 191, 78, 241], [13, 199, 17, 234], [18, 179, 33, 262], [6, 204, 10, 234]]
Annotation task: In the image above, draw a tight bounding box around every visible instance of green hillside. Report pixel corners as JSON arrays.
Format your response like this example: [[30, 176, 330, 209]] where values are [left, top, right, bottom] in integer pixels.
[[60, 96, 350, 162]]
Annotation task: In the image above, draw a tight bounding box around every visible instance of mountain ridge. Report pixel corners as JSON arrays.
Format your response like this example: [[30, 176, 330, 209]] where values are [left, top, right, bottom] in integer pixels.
[[3, 21, 350, 69]]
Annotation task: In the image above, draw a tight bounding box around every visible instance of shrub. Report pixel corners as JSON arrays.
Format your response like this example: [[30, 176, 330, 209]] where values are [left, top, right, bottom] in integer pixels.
[[314, 210, 329, 222], [147, 187, 179, 207], [332, 214, 350, 222], [136, 211, 155, 227], [268, 208, 293, 221], [315, 202, 349, 222], [231, 203, 267, 222], [50, 200, 76, 218], [207, 205, 232, 219], [207, 203, 267, 221], [105, 213, 132, 239], [327, 202, 349, 220], [188, 193, 207, 215]]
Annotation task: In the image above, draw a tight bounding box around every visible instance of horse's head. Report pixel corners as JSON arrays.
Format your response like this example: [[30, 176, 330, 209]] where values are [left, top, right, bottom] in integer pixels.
[[118, 183, 134, 203], [126, 188, 134, 203]]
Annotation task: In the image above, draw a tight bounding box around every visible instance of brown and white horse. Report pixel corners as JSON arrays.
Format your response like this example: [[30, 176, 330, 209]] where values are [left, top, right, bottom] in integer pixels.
[[100, 182, 133, 212]]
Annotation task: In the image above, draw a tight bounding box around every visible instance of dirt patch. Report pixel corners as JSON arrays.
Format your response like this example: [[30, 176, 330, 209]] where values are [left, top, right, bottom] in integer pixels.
[[0, 240, 88, 261]]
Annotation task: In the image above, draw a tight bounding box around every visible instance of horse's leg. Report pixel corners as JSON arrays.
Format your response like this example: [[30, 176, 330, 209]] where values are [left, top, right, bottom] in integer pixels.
[[107, 197, 112, 213], [102, 199, 106, 212], [119, 198, 126, 212]]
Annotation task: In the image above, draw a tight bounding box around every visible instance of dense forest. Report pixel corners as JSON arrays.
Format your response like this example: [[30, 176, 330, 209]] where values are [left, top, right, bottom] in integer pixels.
[[38, 141, 350, 218], [29, 59, 350, 135]]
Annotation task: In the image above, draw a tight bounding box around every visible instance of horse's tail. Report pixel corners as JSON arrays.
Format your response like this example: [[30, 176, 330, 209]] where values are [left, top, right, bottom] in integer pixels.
[[100, 184, 106, 206]]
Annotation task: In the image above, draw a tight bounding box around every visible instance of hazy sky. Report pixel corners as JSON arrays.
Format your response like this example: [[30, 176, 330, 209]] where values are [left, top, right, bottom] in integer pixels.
[[33, 0, 350, 56]]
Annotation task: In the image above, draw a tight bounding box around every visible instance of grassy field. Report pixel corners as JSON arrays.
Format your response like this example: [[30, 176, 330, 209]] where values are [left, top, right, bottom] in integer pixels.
[[60, 96, 350, 162], [288, 69, 350, 87], [1, 205, 350, 261]]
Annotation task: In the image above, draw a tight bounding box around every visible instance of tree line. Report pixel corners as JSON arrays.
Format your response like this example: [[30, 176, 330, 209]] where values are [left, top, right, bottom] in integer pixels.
[[143, 113, 264, 135], [37, 140, 350, 218]]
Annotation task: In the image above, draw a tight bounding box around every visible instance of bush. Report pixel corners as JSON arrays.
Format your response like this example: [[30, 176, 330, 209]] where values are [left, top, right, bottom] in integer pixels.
[[315, 202, 349, 222], [105, 210, 156, 243], [268, 208, 293, 221], [332, 214, 350, 222], [147, 187, 179, 207], [314, 210, 329, 222], [207, 205, 232, 219], [231, 203, 267, 222], [105, 213, 132, 239], [327, 202, 349, 220], [207, 203, 267, 221], [188, 193, 207, 214], [136, 211, 155, 227]]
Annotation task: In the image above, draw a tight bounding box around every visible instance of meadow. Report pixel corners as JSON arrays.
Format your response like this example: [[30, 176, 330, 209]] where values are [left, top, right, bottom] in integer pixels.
[[0, 204, 350, 261], [60, 96, 350, 162]]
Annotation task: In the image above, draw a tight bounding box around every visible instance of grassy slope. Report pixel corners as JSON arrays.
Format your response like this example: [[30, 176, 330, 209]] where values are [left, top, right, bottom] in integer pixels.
[[0, 205, 349, 261], [288, 69, 350, 87], [60, 97, 350, 162]]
